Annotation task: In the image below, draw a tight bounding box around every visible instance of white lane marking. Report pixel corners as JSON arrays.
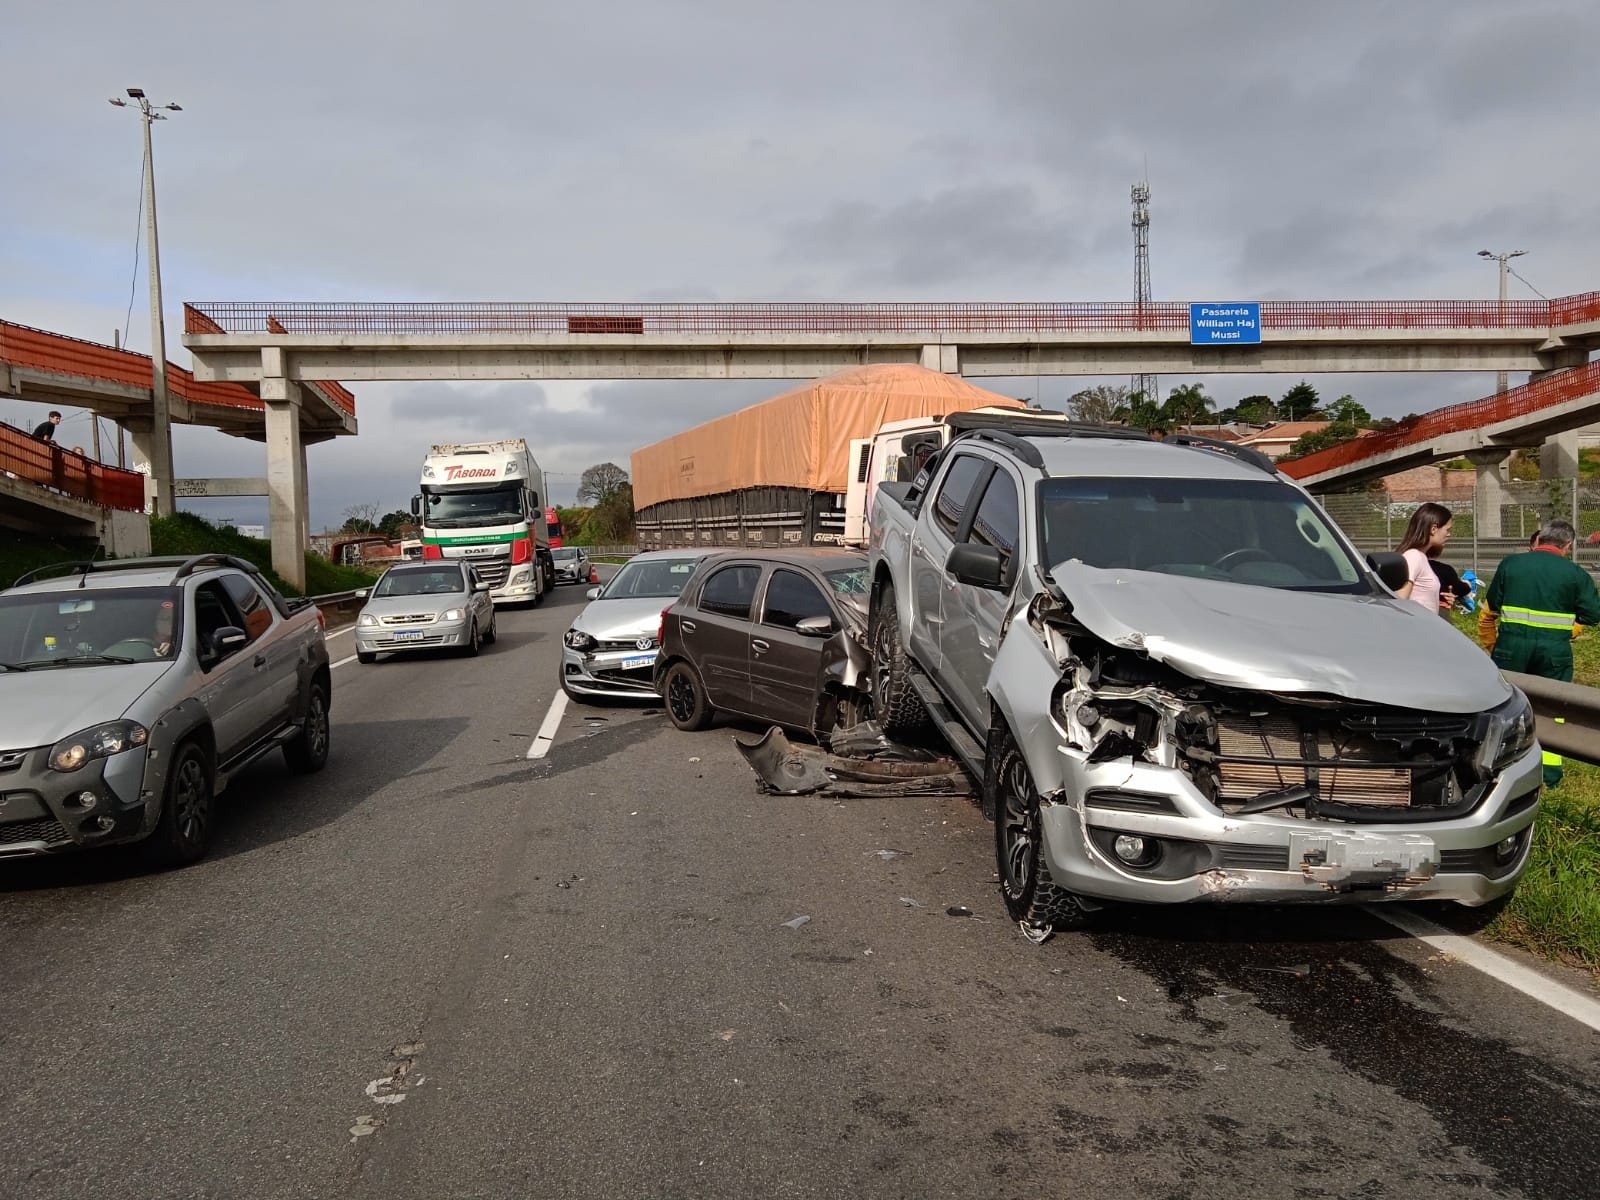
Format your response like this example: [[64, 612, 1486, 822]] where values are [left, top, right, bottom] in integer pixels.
[[331, 654, 358, 670], [527, 692, 569, 759], [1376, 907, 1600, 1034], [327, 625, 354, 639]]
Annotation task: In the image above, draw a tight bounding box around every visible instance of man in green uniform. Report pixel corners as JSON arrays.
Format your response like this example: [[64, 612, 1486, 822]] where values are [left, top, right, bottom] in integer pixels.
[[1481, 519, 1600, 787]]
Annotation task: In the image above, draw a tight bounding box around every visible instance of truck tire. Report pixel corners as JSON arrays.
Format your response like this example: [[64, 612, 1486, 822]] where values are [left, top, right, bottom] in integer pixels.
[[993, 723, 1091, 933], [868, 582, 929, 737]]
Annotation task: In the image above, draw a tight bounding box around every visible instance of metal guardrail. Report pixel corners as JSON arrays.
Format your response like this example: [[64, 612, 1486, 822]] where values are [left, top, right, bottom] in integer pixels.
[[1505, 671, 1600, 767], [310, 589, 365, 626]]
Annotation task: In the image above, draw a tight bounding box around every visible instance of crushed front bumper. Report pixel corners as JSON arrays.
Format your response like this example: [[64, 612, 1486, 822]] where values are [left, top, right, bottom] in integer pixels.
[[1038, 743, 1543, 906], [562, 644, 660, 699]]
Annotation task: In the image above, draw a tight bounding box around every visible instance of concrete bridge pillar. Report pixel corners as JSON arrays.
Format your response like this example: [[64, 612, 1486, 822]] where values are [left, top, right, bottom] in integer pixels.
[[1540, 429, 1582, 479], [920, 344, 959, 374], [261, 375, 308, 592], [1467, 449, 1511, 539]]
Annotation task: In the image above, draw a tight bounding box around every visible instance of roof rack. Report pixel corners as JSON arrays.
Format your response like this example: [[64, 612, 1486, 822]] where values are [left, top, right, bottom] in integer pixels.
[[10, 553, 265, 590], [1161, 433, 1279, 476], [954, 423, 1154, 470]]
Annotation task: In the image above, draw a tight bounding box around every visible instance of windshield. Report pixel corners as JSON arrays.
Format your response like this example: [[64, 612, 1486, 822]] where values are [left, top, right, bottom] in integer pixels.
[[423, 483, 524, 528], [1037, 477, 1369, 593], [0, 586, 183, 666], [375, 567, 467, 597], [599, 557, 700, 600], [552, 548, 584, 560]]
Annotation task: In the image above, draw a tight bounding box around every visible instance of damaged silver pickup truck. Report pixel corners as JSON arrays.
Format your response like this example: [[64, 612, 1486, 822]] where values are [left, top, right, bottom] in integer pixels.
[[866, 422, 1540, 931]]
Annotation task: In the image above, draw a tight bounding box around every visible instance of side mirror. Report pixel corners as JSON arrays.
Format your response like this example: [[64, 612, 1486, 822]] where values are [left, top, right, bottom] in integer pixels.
[[947, 543, 1005, 590], [356, 588, 369, 600], [586, 587, 601, 600], [474, 581, 492, 593], [410, 495, 422, 518], [529, 491, 540, 509], [202, 626, 248, 666], [1368, 551, 1410, 593], [794, 614, 835, 638]]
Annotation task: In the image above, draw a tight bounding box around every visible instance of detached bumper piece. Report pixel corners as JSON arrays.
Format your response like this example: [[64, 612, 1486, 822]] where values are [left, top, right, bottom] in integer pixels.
[[735, 723, 973, 798]]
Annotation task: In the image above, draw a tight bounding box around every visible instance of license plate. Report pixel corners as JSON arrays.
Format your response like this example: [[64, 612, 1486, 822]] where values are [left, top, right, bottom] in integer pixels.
[[620, 653, 656, 670], [1291, 831, 1437, 892], [393, 630, 426, 642]]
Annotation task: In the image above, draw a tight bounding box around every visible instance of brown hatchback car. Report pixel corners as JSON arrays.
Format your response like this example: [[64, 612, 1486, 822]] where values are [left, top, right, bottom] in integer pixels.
[[654, 550, 872, 737]]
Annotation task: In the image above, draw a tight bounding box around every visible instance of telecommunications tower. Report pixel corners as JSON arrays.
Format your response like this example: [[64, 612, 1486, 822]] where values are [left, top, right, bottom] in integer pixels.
[[1131, 181, 1156, 403]]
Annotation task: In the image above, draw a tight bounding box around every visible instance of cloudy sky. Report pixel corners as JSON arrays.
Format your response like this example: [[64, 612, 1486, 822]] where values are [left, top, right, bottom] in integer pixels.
[[3, 0, 1597, 529]]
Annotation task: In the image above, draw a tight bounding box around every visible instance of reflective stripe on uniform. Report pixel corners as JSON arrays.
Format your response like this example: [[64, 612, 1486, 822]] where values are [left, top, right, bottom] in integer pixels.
[[1501, 605, 1578, 630]]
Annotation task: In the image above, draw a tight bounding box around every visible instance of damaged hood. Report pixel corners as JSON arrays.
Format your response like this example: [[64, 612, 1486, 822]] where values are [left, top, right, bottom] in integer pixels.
[[572, 597, 672, 642], [1050, 562, 1511, 713]]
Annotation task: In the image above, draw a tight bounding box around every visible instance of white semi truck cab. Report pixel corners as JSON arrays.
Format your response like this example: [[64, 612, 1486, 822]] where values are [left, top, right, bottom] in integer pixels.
[[412, 439, 554, 604]]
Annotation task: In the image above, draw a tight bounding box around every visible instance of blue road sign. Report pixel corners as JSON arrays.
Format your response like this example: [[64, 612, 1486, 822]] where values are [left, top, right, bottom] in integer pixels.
[[1189, 302, 1261, 345]]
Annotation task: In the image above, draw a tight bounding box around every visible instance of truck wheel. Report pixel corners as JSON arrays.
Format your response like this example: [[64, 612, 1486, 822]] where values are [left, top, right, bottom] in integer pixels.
[[993, 724, 1091, 932], [141, 740, 213, 868], [283, 680, 331, 774], [869, 583, 929, 737], [663, 661, 713, 731]]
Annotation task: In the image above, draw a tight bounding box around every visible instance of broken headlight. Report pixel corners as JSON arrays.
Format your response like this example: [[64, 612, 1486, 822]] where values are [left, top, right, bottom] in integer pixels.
[[564, 629, 596, 651], [1475, 690, 1536, 777]]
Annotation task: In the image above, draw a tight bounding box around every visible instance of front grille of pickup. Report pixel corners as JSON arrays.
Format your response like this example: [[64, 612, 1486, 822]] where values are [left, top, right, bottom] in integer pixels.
[[0, 817, 71, 847], [1215, 715, 1413, 807]]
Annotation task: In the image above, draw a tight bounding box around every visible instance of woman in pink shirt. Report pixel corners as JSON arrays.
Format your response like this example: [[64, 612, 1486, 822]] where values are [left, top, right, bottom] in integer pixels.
[[1394, 501, 1453, 613]]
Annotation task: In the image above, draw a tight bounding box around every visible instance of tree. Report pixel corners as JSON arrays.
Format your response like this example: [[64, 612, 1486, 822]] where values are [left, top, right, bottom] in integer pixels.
[[1279, 381, 1322, 421], [341, 502, 380, 533], [555, 506, 588, 542], [1121, 396, 1167, 433], [1323, 395, 1371, 427], [1234, 394, 1276, 425], [1160, 382, 1213, 431], [1282, 421, 1361, 460], [585, 483, 635, 544], [577, 462, 630, 506], [378, 509, 414, 539], [1066, 384, 1128, 425]]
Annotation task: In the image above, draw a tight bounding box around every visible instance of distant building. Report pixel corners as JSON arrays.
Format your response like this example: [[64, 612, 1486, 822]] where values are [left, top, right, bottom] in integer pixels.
[[1237, 421, 1334, 460]]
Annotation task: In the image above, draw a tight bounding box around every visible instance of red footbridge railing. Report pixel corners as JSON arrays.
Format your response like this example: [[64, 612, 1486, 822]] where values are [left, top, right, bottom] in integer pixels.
[[182, 294, 1600, 336], [0, 422, 147, 512], [1280, 358, 1600, 481], [0, 320, 355, 416]]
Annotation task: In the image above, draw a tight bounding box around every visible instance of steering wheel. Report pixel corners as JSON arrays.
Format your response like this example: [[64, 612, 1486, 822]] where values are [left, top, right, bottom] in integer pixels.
[[1211, 548, 1274, 573]]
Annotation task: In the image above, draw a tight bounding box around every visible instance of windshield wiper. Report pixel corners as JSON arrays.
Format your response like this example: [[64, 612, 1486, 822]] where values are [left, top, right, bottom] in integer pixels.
[[14, 653, 138, 668], [0, 661, 31, 672]]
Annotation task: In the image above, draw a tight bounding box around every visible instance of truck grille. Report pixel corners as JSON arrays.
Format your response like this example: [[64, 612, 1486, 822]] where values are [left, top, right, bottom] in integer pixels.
[[1212, 713, 1435, 809], [474, 558, 510, 588]]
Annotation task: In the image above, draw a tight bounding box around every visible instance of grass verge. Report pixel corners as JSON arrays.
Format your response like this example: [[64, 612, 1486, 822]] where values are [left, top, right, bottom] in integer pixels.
[[1447, 604, 1600, 979], [150, 513, 376, 596], [1, 513, 375, 598]]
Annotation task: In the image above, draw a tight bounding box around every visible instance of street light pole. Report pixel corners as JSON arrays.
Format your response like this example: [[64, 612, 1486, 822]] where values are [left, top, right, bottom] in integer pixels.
[[110, 88, 182, 515], [1479, 248, 1526, 396]]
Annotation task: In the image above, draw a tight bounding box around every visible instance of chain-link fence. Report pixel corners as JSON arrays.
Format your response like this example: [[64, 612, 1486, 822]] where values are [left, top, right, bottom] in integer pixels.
[[1320, 477, 1600, 578]]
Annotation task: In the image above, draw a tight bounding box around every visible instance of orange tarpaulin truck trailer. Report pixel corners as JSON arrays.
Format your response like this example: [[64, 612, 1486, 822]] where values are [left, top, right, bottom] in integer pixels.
[[631, 365, 1028, 550]]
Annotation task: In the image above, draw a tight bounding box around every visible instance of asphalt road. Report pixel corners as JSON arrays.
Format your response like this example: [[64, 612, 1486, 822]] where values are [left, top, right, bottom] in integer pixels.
[[4, 571, 1599, 1200]]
